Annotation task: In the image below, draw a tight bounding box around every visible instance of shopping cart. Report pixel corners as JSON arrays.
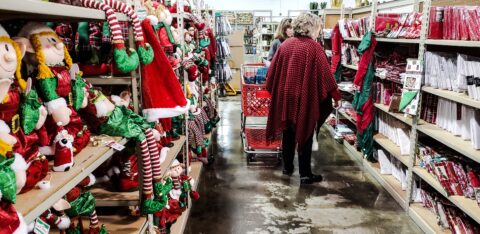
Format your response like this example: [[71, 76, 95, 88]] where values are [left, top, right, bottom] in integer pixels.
[[240, 64, 282, 164]]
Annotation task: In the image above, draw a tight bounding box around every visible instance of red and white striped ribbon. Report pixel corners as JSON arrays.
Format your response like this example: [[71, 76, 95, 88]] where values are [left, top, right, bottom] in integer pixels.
[[104, 0, 143, 41], [81, 0, 123, 42]]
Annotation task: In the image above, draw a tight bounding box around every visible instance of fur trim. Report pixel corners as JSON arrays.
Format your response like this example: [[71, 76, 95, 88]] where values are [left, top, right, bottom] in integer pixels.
[[18, 22, 55, 38], [13, 212, 28, 234], [11, 153, 28, 172], [160, 147, 170, 164], [45, 98, 67, 114], [94, 100, 110, 118], [0, 119, 10, 134], [170, 159, 180, 168], [87, 174, 96, 187], [147, 15, 159, 26], [56, 216, 71, 230], [110, 95, 127, 107], [142, 99, 190, 122]]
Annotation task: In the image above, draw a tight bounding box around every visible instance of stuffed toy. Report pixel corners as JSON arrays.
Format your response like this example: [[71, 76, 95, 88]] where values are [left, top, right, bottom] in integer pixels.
[[81, 0, 140, 73], [79, 87, 167, 214], [30, 199, 72, 232], [167, 159, 199, 203], [16, 22, 91, 155]]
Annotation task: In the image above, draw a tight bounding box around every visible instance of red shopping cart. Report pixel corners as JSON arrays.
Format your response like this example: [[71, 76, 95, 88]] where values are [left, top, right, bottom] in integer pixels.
[[240, 64, 282, 164]]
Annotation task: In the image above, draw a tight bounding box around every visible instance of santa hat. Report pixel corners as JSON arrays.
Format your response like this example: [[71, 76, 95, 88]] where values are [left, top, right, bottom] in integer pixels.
[[0, 24, 27, 91], [170, 159, 181, 168], [141, 19, 189, 122], [81, 0, 139, 73], [182, 59, 199, 82]]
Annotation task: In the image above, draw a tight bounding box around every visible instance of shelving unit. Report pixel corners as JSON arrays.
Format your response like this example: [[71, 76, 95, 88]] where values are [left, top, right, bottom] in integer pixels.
[[84, 77, 134, 86], [326, 0, 480, 231], [16, 137, 127, 223]]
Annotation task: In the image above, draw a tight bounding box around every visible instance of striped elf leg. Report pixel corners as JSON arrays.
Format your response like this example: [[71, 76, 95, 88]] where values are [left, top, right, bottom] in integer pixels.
[[139, 139, 153, 196], [89, 210, 99, 228], [145, 128, 162, 182], [104, 0, 153, 64], [81, 0, 139, 73]]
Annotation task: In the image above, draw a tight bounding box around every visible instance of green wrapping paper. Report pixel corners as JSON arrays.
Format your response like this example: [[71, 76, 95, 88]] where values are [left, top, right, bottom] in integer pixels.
[[38, 77, 59, 102], [65, 192, 96, 217], [98, 106, 149, 142], [20, 89, 41, 135], [0, 158, 16, 203], [71, 78, 87, 111]]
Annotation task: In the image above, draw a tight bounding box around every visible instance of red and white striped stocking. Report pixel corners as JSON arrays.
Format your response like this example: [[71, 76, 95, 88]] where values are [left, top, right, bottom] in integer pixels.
[[81, 0, 124, 42], [89, 210, 99, 227], [145, 128, 162, 182], [140, 139, 153, 196], [104, 0, 143, 42]]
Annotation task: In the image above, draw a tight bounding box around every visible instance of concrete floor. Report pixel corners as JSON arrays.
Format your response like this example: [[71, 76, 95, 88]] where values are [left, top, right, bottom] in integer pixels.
[[185, 96, 422, 234]]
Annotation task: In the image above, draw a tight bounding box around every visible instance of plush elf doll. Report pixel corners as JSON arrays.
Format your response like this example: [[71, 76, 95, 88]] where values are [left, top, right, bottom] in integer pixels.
[[64, 174, 108, 234], [0, 128, 28, 234], [167, 159, 199, 205], [0, 24, 53, 192], [16, 22, 91, 158], [35, 199, 72, 232], [80, 87, 168, 214]]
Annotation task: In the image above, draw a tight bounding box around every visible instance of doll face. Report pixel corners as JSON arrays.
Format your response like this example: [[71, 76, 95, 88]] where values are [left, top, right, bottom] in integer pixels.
[[38, 33, 65, 66], [185, 33, 192, 43], [0, 41, 18, 79], [170, 165, 184, 177], [187, 27, 195, 37]]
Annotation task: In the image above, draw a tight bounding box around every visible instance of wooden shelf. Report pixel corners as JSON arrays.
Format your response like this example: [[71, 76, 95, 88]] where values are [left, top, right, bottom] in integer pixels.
[[413, 167, 448, 197], [98, 215, 148, 234], [413, 166, 480, 224], [338, 109, 356, 124], [422, 86, 480, 109], [84, 77, 133, 86], [324, 123, 336, 138], [425, 39, 480, 48], [417, 121, 480, 164], [374, 103, 413, 126], [93, 136, 187, 207], [15, 137, 127, 223], [373, 134, 410, 166], [169, 162, 203, 234], [0, 0, 127, 21], [409, 203, 451, 234], [376, 38, 421, 44], [343, 37, 362, 42], [363, 161, 408, 210], [343, 140, 363, 162]]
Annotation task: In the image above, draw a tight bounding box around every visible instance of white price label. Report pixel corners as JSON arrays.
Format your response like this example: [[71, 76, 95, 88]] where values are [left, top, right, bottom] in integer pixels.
[[106, 141, 126, 151], [34, 218, 50, 234]]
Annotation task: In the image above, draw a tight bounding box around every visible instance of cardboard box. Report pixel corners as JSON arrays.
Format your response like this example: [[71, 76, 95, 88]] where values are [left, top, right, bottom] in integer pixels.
[[227, 30, 245, 47], [228, 68, 241, 91], [228, 46, 245, 69]]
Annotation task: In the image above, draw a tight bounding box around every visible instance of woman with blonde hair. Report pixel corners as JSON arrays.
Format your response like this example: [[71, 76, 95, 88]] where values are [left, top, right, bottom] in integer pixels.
[[267, 17, 293, 61], [266, 12, 340, 185]]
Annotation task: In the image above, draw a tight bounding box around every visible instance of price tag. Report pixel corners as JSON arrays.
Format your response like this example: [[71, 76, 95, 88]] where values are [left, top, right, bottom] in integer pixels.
[[106, 141, 125, 151], [34, 218, 50, 234]]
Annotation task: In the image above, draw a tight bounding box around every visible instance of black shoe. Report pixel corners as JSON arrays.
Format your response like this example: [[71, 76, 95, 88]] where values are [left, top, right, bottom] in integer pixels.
[[300, 174, 323, 184], [282, 169, 293, 176]]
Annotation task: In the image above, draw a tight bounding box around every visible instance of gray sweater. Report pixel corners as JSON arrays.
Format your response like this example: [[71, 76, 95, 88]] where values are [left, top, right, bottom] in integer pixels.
[[267, 39, 282, 61]]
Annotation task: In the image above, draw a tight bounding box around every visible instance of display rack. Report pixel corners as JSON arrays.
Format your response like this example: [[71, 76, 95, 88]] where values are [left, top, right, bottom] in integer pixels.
[[256, 22, 278, 59], [324, 0, 480, 232]]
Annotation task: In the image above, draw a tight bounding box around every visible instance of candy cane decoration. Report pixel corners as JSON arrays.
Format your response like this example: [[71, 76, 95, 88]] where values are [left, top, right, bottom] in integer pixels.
[[104, 0, 154, 65], [81, 0, 140, 72]]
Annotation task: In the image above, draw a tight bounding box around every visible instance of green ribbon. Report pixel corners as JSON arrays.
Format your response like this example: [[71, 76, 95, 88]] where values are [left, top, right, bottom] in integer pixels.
[[99, 106, 148, 142], [20, 89, 41, 135], [65, 192, 96, 217], [0, 158, 16, 203], [38, 77, 59, 102], [72, 78, 86, 111], [156, 23, 176, 45]]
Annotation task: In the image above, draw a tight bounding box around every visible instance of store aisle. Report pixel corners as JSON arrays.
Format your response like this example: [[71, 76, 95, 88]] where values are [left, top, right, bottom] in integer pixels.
[[185, 96, 421, 234]]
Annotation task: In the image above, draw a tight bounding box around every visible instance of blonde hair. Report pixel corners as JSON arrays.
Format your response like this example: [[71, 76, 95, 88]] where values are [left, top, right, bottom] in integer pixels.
[[292, 12, 322, 38], [275, 18, 292, 41], [30, 31, 72, 80], [0, 36, 27, 92]]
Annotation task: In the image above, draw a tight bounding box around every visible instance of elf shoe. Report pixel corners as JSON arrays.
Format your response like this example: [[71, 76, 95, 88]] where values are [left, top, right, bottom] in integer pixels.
[[141, 198, 165, 214]]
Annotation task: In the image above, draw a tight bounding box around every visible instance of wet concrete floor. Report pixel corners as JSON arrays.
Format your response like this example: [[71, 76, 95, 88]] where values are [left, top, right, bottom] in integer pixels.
[[185, 96, 422, 234]]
